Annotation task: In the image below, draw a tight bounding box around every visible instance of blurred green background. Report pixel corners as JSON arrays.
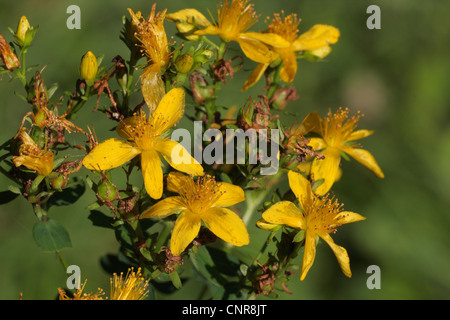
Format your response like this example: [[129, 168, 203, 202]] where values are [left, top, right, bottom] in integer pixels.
[[0, 0, 449, 300]]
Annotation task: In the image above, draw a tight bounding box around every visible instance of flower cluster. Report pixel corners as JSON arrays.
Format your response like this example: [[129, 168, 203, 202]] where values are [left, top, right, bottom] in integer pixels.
[[0, 0, 383, 300]]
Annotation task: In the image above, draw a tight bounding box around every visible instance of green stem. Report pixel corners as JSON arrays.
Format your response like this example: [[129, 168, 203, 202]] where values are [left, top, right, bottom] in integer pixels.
[[241, 189, 267, 226], [154, 220, 173, 251], [56, 250, 69, 272]]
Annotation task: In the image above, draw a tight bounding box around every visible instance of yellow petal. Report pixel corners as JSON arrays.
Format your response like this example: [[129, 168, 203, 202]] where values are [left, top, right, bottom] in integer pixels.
[[279, 50, 298, 83], [300, 231, 317, 281], [194, 25, 221, 36], [83, 138, 141, 171], [296, 160, 312, 176], [237, 37, 275, 64], [262, 201, 305, 229], [319, 232, 352, 278], [140, 196, 186, 219], [346, 129, 374, 142], [308, 137, 327, 151], [141, 66, 165, 114], [202, 207, 249, 247], [288, 170, 311, 209], [213, 182, 245, 207], [165, 9, 212, 27], [166, 171, 192, 193], [170, 210, 202, 256], [310, 147, 341, 195], [293, 24, 340, 52], [141, 150, 163, 199], [155, 139, 204, 176], [336, 211, 366, 225], [241, 63, 268, 91], [151, 88, 185, 135], [341, 146, 384, 178], [240, 32, 290, 48], [301, 111, 322, 134]]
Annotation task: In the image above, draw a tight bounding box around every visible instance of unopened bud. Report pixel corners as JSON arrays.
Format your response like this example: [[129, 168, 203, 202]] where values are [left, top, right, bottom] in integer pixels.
[[34, 109, 47, 127], [80, 51, 98, 85], [16, 16, 30, 46], [0, 33, 20, 70], [175, 54, 194, 73], [50, 173, 67, 190]]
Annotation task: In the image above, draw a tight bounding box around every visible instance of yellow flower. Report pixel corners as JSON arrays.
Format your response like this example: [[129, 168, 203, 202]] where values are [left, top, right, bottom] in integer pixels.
[[13, 129, 54, 176], [167, 0, 288, 64], [128, 5, 170, 112], [110, 267, 150, 300], [302, 108, 384, 195], [262, 170, 365, 280], [83, 88, 204, 199], [58, 280, 105, 300], [140, 172, 249, 256], [79, 51, 98, 85], [242, 12, 340, 91]]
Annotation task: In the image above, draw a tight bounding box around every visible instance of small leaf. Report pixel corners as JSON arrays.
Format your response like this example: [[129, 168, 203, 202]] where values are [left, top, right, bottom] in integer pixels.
[[8, 185, 21, 195], [32, 219, 72, 252], [293, 229, 305, 243], [168, 270, 182, 289]]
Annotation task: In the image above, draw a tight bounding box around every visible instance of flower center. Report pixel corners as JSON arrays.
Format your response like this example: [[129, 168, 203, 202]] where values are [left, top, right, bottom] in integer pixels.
[[178, 175, 224, 214], [302, 194, 346, 235], [321, 108, 361, 147], [267, 12, 300, 43], [119, 112, 168, 151], [216, 0, 258, 40]]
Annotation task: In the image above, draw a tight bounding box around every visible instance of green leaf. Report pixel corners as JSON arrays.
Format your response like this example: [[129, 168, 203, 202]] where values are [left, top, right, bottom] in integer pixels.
[[189, 245, 227, 287], [32, 219, 72, 252]]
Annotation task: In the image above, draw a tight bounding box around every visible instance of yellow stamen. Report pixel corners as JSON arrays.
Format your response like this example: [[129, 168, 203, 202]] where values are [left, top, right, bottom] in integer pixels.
[[267, 11, 300, 43], [178, 175, 224, 214], [110, 267, 150, 300], [302, 194, 345, 234], [321, 108, 362, 147]]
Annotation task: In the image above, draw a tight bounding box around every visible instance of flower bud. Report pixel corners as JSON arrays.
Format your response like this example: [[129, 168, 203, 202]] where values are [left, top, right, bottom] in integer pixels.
[[0, 33, 20, 70], [34, 109, 47, 127], [175, 54, 194, 73], [16, 16, 30, 46], [80, 51, 98, 85], [50, 173, 67, 190]]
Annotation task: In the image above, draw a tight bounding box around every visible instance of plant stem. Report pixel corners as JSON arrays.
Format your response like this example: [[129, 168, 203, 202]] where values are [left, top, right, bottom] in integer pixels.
[[56, 250, 69, 272]]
